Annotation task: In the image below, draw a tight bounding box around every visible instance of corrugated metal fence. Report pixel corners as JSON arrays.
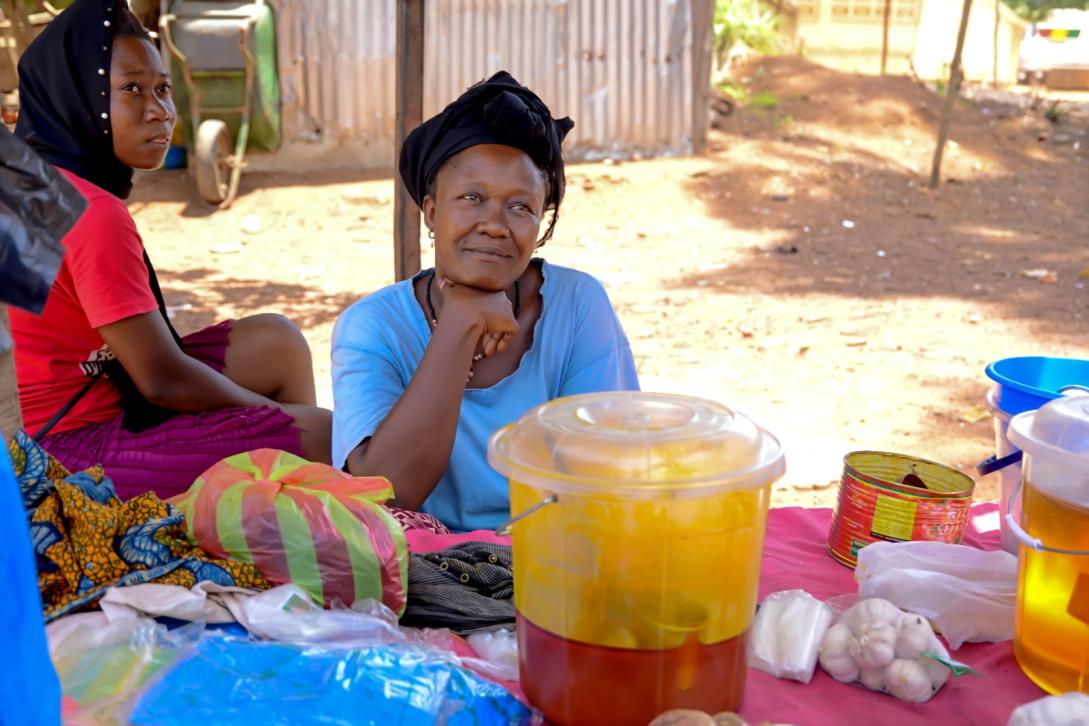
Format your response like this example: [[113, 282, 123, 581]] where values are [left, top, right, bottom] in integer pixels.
[[274, 0, 712, 166]]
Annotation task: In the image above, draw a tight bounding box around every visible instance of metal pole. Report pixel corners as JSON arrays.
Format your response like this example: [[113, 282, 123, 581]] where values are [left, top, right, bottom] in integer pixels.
[[880, 0, 892, 76], [394, 0, 425, 282], [929, 0, 974, 190]]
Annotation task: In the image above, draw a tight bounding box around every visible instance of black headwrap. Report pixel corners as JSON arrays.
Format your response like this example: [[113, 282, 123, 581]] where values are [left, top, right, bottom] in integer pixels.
[[399, 71, 574, 221], [16, 0, 183, 436], [15, 0, 134, 199]]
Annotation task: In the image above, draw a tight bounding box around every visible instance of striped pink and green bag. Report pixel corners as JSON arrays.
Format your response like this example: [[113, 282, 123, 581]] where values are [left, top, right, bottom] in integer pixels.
[[172, 449, 408, 614]]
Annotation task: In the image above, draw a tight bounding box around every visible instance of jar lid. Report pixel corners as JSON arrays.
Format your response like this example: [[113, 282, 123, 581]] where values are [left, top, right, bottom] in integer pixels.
[[1009, 394, 1089, 470], [487, 392, 785, 495]]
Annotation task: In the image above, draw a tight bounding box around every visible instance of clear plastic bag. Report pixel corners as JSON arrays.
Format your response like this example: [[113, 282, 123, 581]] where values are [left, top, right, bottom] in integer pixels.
[[467, 628, 519, 682], [53, 586, 532, 724], [855, 541, 1017, 649], [749, 589, 834, 683]]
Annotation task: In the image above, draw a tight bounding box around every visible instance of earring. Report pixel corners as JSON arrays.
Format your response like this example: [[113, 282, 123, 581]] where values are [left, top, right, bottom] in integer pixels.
[[427, 229, 435, 239]]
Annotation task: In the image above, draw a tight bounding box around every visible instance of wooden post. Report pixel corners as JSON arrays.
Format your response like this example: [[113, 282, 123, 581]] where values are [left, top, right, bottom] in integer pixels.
[[691, 0, 714, 153], [394, 0, 425, 282], [880, 0, 892, 76], [928, 0, 974, 190], [0, 306, 21, 445]]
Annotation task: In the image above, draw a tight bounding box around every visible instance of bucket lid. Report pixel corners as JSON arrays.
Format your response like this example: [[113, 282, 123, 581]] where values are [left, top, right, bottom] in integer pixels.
[[487, 392, 785, 495], [986, 356, 1089, 415], [1009, 395, 1089, 476]]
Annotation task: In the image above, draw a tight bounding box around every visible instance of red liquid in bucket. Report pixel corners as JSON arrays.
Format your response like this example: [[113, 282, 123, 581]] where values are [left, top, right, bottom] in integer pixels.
[[518, 613, 749, 726]]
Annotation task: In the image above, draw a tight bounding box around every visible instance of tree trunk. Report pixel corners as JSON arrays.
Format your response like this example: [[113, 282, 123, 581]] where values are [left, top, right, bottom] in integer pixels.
[[881, 0, 892, 76], [929, 0, 974, 189], [0, 0, 29, 61]]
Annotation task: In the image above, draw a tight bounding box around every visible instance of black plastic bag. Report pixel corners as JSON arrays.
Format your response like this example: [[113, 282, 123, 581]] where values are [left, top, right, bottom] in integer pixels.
[[0, 126, 86, 313]]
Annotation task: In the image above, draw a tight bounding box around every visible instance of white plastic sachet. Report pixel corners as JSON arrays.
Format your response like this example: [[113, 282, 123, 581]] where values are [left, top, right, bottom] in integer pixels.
[[749, 589, 834, 683]]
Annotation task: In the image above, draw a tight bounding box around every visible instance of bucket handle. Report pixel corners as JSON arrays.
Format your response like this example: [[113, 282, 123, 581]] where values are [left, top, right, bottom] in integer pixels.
[[1006, 478, 1089, 556], [495, 495, 558, 536], [977, 450, 1023, 476]]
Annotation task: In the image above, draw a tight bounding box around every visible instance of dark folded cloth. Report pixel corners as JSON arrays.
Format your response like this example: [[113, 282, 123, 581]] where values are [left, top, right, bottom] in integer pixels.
[[401, 541, 514, 633]]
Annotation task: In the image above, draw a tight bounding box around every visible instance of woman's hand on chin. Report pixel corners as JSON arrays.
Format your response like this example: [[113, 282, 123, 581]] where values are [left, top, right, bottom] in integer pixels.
[[436, 276, 518, 357]]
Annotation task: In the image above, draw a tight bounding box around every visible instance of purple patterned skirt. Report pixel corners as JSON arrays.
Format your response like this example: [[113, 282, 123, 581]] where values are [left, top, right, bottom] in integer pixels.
[[40, 321, 303, 501]]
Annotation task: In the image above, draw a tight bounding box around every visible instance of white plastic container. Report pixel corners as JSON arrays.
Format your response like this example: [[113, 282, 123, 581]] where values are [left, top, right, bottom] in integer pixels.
[[1006, 395, 1089, 694], [985, 387, 1022, 554]]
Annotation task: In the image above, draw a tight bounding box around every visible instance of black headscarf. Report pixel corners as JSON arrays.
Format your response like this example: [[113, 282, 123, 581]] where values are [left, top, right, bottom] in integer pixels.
[[399, 71, 574, 216], [16, 0, 182, 436], [15, 0, 134, 199]]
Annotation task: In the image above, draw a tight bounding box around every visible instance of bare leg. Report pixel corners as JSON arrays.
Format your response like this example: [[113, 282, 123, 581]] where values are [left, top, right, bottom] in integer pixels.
[[222, 313, 317, 405], [281, 403, 333, 465]]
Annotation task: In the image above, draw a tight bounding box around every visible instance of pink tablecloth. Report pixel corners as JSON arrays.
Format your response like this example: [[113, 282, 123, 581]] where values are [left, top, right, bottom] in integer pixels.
[[408, 504, 1044, 726], [746, 502, 1042, 726]]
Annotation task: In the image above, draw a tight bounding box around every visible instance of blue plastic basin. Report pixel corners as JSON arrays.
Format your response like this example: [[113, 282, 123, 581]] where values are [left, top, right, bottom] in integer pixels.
[[986, 356, 1089, 416]]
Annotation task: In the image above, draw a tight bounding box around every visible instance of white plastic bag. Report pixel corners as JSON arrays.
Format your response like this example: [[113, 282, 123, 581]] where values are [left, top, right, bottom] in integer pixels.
[[749, 589, 834, 683], [1008, 692, 1089, 726], [856, 540, 1017, 649]]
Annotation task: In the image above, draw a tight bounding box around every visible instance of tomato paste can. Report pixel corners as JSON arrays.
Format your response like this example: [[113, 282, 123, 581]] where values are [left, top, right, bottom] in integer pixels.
[[827, 451, 975, 568]]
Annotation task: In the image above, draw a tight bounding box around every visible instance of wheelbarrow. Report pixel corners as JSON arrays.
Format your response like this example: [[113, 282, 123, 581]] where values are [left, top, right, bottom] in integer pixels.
[[159, 0, 281, 208]]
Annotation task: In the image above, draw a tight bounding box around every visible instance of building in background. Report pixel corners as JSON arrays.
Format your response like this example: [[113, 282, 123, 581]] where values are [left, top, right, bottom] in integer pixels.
[[784, 0, 1026, 84], [1018, 8, 1089, 89], [269, 0, 714, 171]]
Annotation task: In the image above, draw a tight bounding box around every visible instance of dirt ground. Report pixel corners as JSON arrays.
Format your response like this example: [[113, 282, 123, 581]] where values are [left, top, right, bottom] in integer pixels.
[[129, 55, 1089, 509]]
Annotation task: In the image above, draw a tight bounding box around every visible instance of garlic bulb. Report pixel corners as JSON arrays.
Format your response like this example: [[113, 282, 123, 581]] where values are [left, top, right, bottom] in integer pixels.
[[884, 658, 934, 703], [857, 621, 897, 669], [859, 666, 886, 692], [895, 615, 933, 661], [818, 598, 958, 704], [843, 598, 903, 636], [1008, 692, 1089, 726], [818, 622, 860, 683]]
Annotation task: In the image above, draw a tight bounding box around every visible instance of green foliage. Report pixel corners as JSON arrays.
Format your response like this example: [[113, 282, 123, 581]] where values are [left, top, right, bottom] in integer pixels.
[[1002, 0, 1089, 22], [1044, 100, 1066, 123], [715, 78, 751, 101], [713, 0, 783, 67], [750, 90, 780, 108]]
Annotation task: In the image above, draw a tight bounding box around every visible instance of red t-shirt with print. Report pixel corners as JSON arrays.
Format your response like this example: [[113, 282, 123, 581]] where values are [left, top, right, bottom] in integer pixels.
[[9, 169, 158, 434]]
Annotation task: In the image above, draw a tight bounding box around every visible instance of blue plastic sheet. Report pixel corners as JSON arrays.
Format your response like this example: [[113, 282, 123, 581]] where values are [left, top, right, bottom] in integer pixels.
[[130, 635, 531, 725], [0, 444, 60, 726]]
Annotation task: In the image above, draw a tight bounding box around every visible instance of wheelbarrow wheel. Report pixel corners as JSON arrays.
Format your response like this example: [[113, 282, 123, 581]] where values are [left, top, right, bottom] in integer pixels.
[[194, 119, 231, 205]]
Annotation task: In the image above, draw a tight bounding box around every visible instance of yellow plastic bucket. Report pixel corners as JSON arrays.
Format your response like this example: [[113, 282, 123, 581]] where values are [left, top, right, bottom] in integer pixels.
[[1007, 395, 1089, 694], [488, 392, 785, 726]]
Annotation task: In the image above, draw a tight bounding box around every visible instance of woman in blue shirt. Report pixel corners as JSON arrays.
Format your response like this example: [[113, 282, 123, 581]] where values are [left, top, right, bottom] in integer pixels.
[[332, 72, 638, 532]]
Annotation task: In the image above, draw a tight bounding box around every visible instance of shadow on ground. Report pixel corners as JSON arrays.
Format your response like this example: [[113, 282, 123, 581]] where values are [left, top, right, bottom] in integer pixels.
[[160, 267, 363, 334], [676, 57, 1089, 341]]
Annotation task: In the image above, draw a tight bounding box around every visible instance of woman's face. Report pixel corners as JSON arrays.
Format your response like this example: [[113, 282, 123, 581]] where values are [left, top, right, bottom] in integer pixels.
[[423, 144, 546, 291], [110, 35, 176, 169]]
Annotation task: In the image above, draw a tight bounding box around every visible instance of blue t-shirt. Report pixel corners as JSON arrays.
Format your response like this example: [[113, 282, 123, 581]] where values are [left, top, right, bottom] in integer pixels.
[[331, 261, 639, 532]]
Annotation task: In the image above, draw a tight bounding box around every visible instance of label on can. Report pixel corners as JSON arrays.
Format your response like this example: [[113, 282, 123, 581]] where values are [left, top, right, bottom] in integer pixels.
[[870, 494, 917, 541], [849, 539, 867, 559]]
